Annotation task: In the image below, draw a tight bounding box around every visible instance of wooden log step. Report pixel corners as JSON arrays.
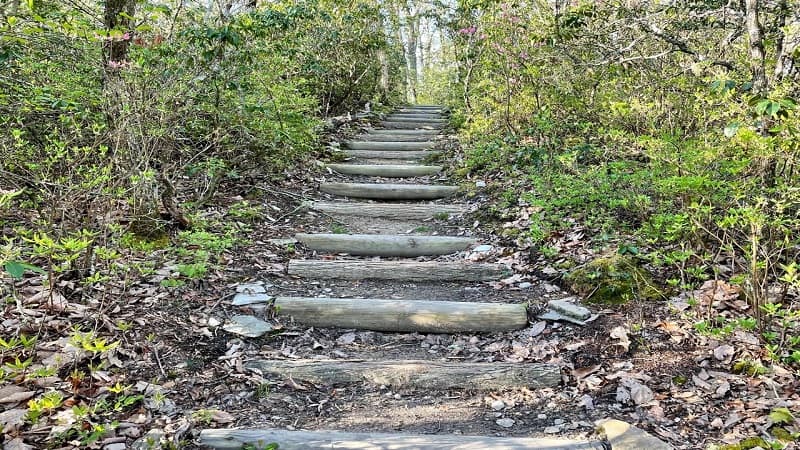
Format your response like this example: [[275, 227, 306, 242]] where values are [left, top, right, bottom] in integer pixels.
[[355, 133, 438, 142], [246, 358, 559, 390], [381, 121, 444, 129], [389, 113, 444, 119], [342, 150, 440, 160], [288, 260, 509, 281], [199, 429, 603, 450], [272, 297, 528, 333], [295, 233, 476, 256], [385, 117, 446, 123], [368, 129, 440, 135], [326, 164, 442, 177], [344, 141, 434, 151], [310, 201, 465, 219], [320, 182, 458, 200]]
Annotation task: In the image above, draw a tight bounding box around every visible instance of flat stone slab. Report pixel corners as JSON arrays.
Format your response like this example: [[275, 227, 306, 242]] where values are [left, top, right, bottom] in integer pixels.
[[231, 292, 273, 306], [222, 315, 273, 338], [548, 298, 591, 320]]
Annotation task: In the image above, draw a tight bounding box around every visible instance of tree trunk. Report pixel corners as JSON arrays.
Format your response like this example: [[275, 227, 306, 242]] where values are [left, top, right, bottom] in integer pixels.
[[403, 3, 418, 103], [744, 0, 767, 93], [774, 1, 799, 80], [104, 0, 136, 67], [377, 49, 390, 99]]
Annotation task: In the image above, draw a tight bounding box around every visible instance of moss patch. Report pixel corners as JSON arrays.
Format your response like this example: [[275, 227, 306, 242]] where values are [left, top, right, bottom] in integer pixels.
[[566, 254, 663, 304]]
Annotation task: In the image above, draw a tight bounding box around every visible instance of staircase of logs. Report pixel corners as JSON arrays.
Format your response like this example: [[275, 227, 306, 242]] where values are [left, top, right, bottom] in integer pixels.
[[198, 106, 671, 450]]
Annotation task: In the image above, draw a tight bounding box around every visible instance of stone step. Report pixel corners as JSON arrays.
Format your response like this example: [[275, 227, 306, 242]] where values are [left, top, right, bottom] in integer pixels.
[[381, 121, 445, 129], [342, 149, 440, 160], [310, 201, 464, 219], [199, 429, 603, 450], [271, 297, 528, 333], [326, 164, 442, 177], [320, 182, 458, 200], [246, 358, 558, 390], [385, 117, 447, 123], [288, 260, 508, 281], [344, 141, 434, 151], [295, 233, 476, 256]]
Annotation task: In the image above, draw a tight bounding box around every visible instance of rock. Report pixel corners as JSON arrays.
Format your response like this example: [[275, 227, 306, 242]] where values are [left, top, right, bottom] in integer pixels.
[[495, 418, 515, 428], [475, 180, 487, 187], [596, 419, 674, 450], [0, 408, 27, 432], [207, 316, 221, 327], [104, 444, 126, 450], [472, 244, 493, 253], [518, 282, 532, 289], [537, 413, 547, 420], [490, 400, 505, 411], [132, 429, 165, 450], [223, 315, 273, 338], [236, 283, 266, 293], [232, 292, 273, 306], [337, 332, 356, 345], [547, 298, 591, 320], [554, 418, 565, 425], [544, 426, 561, 434]]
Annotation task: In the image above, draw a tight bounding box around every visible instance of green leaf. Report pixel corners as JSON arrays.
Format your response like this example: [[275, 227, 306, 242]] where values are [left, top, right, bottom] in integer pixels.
[[769, 407, 795, 424], [3, 261, 46, 279]]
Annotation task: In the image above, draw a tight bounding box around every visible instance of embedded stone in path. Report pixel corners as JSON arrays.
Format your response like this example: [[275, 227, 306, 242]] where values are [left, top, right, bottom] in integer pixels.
[[326, 164, 442, 177], [222, 315, 273, 338], [320, 182, 458, 200], [288, 260, 508, 281], [343, 141, 434, 151], [295, 233, 476, 256], [310, 201, 464, 219], [382, 121, 445, 129], [273, 297, 528, 333], [245, 358, 560, 390], [342, 149, 440, 160], [198, 429, 605, 450]]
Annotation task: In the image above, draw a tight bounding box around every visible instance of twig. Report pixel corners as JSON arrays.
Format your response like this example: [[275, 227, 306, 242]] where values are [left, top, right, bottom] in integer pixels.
[[152, 344, 167, 378]]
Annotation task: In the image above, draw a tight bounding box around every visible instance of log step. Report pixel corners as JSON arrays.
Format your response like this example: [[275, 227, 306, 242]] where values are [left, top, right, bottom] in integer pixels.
[[310, 201, 465, 219], [201, 428, 602, 450], [385, 117, 446, 123], [368, 129, 440, 135], [354, 133, 439, 142], [342, 150, 440, 160], [389, 113, 444, 119], [295, 233, 476, 256], [344, 141, 434, 151], [288, 260, 509, 281], [326, 164, 442, 177], [246, 358, 558, 390], [273, 297, 528, 333], [382, 121, 444, 129], [199, 429, 603, 450], [320, 182, 458, 200]]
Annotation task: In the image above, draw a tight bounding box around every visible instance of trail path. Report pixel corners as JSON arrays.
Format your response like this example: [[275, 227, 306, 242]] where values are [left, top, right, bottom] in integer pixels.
[[198, 106, 672, 449]]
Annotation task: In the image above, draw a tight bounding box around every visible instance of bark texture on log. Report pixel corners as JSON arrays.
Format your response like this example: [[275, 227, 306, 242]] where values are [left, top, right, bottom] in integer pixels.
[[382, 121, 444, 129], [326, 164, 442, 177], [310, 201, 464, 219], [199, 428, 603, 450], [245, 358, 560, 390], [342, 150, 440, 160], [344, 141, 434, 151], [320, 182, 458, 200], [295, 233, 476, 256], [273, 297, 528, 333], [288, 260, 508, 281]]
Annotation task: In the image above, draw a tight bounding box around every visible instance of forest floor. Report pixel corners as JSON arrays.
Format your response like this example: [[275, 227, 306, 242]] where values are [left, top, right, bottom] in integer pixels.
[[1, 119, 797, 450]]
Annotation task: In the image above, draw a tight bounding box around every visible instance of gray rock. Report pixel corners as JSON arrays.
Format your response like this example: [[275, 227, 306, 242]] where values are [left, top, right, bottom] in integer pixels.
[[132, 429, 165, 450], [537, 310, 589, 325], [475, 180, 487, 188], [544, 425, 561, 434], [231, 292, 273, 306], [490, 400, 505, 411], [547, 298, 591, 320], [223, 315, 273, 338], [104, 444, 126, 450], [472, 244, 493, 253], [495, 418, 515, 428], [236, 283, 266, 293]]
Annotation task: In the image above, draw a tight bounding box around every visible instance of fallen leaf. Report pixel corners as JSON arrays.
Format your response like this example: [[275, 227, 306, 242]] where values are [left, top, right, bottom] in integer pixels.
[[610, 326, 630, 351], [713, 344, 735, 362]]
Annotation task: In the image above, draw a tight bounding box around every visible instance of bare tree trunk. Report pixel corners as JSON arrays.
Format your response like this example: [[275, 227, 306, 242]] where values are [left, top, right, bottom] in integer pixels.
[[377, 49, 390, 100], [775, 1, 799, 80], [104, 0, 136, 67], [744, 0, 767, 93], [403, 2, 418, 103]]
